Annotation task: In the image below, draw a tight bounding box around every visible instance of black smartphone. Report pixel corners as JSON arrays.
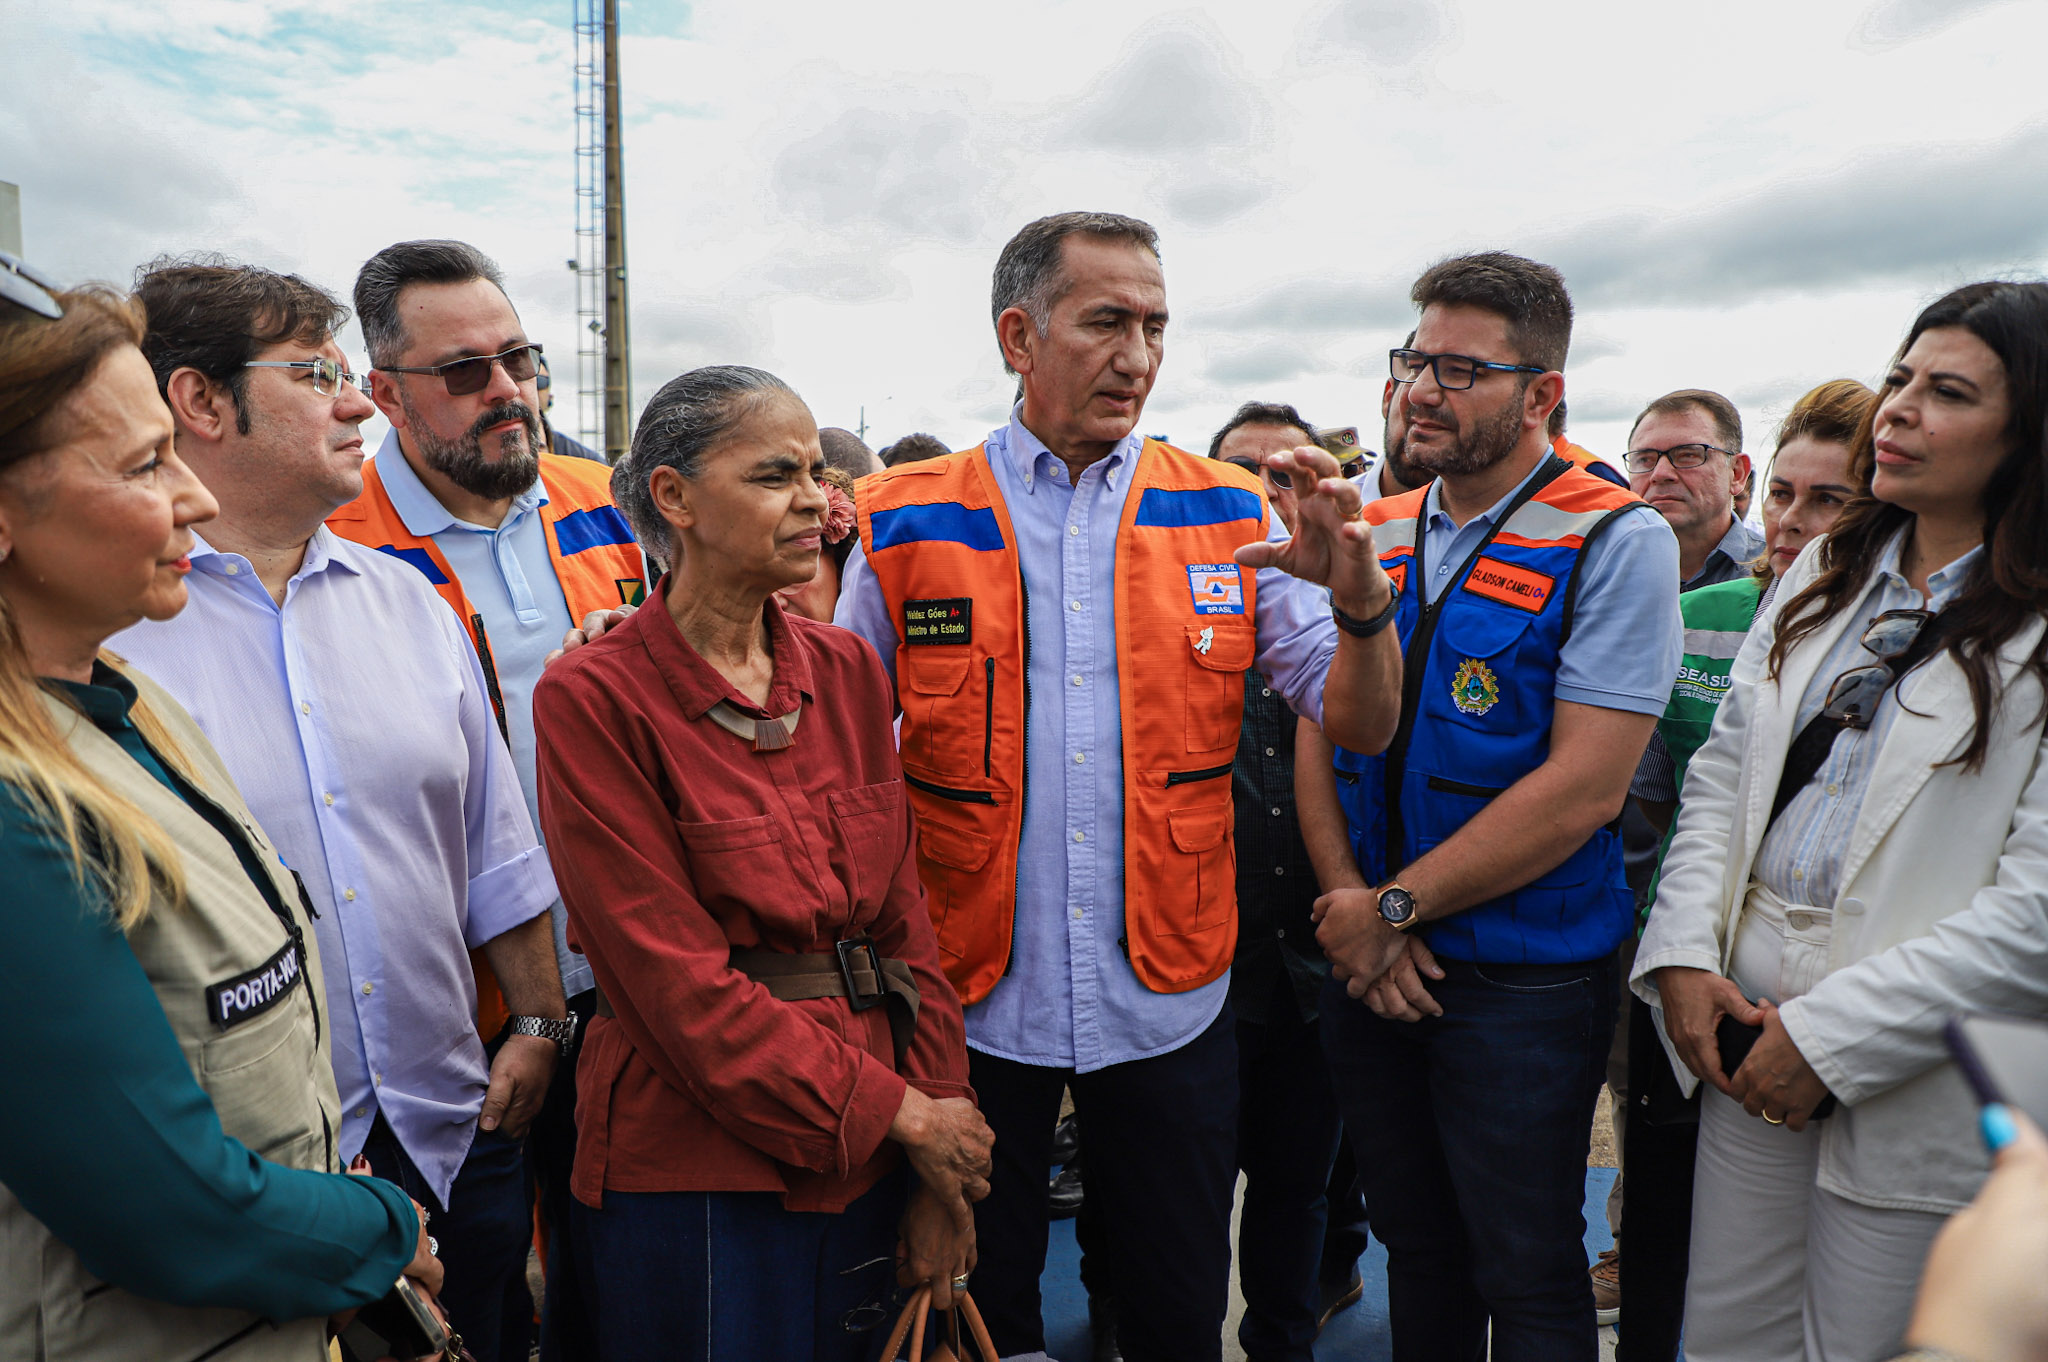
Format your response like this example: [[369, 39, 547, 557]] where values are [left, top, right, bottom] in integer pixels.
[[336, 1276, 449, 1362], [1716, 1014, 1837, 1120], [1946, 1012, 2048, 1130]]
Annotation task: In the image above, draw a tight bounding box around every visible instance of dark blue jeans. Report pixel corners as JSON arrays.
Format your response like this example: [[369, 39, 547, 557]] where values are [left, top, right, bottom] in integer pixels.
[[1321, 955, 1615, 1362], [571, 1165, 908, 1362], [1236, 1013, 1347, 1362], [360, 1119, 533, 1362]]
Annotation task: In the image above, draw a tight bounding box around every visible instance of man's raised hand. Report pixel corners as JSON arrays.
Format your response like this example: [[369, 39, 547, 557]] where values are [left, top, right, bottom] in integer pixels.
[[1232, 445, 1390, 618]]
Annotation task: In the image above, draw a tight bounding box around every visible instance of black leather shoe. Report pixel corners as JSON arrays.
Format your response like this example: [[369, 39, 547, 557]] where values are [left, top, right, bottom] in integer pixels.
[[1047, 1165, 1084, 1219], [1088, 1300, 1123, 1362], [1051, 1113, 1081, 1165], [1316, 1267, 1364, 1334]]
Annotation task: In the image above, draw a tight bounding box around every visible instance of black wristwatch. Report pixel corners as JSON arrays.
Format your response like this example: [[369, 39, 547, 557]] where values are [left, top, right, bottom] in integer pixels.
[[1331, 587, 1398, 639], [510, 1014, 577, 1058], [1377, 884, 1420, 932]]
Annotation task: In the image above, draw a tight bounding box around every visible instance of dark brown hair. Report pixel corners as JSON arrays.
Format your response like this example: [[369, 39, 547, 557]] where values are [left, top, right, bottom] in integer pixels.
[[1769, 282, 2048, 769], [133, 255, 348, 434], [1631, 388, 1743, 452], [1207, 401, 1319, 459], [1410, 251, 1572, 373]]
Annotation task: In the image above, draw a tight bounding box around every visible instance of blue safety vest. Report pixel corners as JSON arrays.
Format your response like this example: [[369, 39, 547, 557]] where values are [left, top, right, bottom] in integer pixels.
[[1334, 456, 1643, 963]]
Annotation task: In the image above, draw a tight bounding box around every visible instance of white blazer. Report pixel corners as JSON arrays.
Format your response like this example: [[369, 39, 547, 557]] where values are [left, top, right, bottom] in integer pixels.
[[1633, 537, 2048, 1213]]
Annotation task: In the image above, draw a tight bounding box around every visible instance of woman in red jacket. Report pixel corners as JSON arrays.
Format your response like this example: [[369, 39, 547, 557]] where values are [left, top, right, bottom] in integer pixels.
[[533, 365, 990, 1361]]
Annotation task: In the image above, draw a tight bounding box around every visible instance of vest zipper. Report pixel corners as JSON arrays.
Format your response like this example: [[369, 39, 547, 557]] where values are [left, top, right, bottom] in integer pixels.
[[1165, 761, 1234, 786], [983, 657, 995, 778], [905, 773, 997, 804], [470, 613, 513, 748], [1426, 774, 1508, 799], [1010, 555, 1031, 984]]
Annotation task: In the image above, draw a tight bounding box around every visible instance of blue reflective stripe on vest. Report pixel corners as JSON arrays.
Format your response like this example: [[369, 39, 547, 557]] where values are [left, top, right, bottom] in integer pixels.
[[376, 543, 451, 585], [870, 502, 1007, 552], [1133, 485, 1263, 529], [553, 504, 638, 555]]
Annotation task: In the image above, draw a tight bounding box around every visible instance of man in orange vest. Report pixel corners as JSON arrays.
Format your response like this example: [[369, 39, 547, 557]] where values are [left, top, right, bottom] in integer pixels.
[[835, 211, 1403, 1362], [327, 239, 648, 1361]]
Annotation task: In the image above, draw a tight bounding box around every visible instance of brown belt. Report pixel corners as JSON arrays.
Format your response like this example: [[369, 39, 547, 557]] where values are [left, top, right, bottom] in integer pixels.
[[592, 939, 921, 1064]]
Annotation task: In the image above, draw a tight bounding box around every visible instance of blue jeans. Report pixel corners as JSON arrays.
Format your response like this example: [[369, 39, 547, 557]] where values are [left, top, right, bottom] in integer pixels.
[[360, 1120, 532, 1362], [571, 1165, 908, 1362], [1321, 955, 1614, 1362], [1236, 1013, 1346, 1362]]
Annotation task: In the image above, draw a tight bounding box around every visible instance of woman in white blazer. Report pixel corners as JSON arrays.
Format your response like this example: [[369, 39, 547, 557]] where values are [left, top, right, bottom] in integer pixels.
[[1631, 279, 2048, 1362]]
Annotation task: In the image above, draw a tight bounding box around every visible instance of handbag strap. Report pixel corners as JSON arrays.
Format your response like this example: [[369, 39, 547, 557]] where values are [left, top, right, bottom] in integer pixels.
[[876, 1286, 999, 1361], [1767, 612, 1950, 829]]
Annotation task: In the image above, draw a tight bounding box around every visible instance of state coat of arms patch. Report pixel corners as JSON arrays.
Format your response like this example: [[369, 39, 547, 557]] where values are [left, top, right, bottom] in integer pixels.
[[1450, 658, 1501, 716]]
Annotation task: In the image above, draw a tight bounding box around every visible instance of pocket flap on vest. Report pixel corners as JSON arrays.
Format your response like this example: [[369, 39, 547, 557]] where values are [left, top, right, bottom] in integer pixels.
[[1184, 623, 1256, 671], [1168, 805, 1230, 853], [905, 651, 973, 695], [1437, 604, 1537, 660], [920, 819, 994, 870]]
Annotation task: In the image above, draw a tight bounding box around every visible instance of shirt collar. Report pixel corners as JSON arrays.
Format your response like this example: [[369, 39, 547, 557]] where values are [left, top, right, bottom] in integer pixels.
[[1420, 453, 1551, 533], [996, 402, 1142, 495], [1875, 528, 1985, 612], [186, 526, 361, 585], [373, 427, 547, 537], [629, 576, 817, 723], [42, 659, 140, 729]]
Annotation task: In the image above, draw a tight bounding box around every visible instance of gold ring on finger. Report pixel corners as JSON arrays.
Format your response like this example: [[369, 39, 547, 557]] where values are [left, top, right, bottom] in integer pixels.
[[1762, 1111, 1785, 1125]]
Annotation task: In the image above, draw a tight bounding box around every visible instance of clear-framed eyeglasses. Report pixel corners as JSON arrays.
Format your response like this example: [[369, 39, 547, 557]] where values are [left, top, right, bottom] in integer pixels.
[[242, 356, 370, 397]]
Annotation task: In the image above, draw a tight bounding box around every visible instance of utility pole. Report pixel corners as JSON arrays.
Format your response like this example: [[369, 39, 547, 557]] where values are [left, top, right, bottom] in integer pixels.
[[600, 0, 632, 461]]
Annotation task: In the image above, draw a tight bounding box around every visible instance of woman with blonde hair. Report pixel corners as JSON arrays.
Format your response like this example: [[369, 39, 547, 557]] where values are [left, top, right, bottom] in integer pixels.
[[1634, 281, 2048, 1359], [0, 257, 434, 1360]]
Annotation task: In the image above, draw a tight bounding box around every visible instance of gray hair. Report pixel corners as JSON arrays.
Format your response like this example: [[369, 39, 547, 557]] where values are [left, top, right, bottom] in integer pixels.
[[990, 211, 1160, 376], [354, 239, 507, 367], [611, 365, 797, 570]]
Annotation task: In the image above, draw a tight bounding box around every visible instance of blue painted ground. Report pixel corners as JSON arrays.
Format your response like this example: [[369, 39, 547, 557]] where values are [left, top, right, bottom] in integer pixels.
[[1038, 1167, 1618, 1361]]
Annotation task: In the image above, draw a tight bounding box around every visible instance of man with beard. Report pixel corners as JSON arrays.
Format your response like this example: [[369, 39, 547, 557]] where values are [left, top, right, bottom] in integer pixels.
[[1354, 331, 1433, 504], [1312, 252, 1682, 1360], [328, 238, 648, 1361], [115, 257, 567, 1362]]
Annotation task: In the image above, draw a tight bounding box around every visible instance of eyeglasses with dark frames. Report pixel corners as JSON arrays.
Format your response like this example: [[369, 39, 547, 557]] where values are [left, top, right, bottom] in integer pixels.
[[0, 251, 64, 320], [381, 342, 544, 397], [1820, 608, 1935, 730], [836, 1255, 903, 1333], [1622, 443, 1738, 476], [1389, 348, 1547, 391], [242, 356, 370, 397]]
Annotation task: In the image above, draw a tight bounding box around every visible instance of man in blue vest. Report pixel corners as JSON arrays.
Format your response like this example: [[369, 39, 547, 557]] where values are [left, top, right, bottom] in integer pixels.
[[1310, 252, 1682, 1361]]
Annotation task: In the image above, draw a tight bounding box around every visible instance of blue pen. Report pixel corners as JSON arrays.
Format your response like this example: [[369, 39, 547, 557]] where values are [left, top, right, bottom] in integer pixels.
[[1981, 1102, 2019, 1154]]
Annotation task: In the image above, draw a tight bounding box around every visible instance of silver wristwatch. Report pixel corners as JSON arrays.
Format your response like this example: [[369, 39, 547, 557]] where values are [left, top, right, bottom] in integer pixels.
[[510, 1014, 576, 1058]]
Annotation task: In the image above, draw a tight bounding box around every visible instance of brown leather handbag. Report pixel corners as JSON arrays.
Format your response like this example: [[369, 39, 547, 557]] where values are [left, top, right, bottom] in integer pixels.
[[876, 1286, 997, 1361]]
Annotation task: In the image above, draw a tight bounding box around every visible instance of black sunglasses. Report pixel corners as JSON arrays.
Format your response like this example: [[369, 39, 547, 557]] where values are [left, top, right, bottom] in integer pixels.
[[1821, 609, 1935, 729], [0, 251, 63, 320], [381, 342, 544, 397]]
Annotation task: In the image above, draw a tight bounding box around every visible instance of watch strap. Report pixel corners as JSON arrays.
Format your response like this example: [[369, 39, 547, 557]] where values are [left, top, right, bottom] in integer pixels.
[[510, 1014, 576, 1056], [1332, 587, 1399, 639]]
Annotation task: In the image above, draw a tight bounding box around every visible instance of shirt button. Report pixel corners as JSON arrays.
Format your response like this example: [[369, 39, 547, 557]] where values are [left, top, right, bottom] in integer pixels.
[[1437, 565, 1449, 575], [1274, 866, 1286, 876], [300, 701, 312, 715], [1069, 525, 1080, 537], [224, 563, 240, 575], [1072, 674, 1085, 686], [323, 792, 335, 806], [1073, 830, 1085, 843], [1271, 806, 1283, 816], [344, 887, 357, 901], [1074, 752, 1086, 764], [361, 981, 374, 995], [1070, 600, 1083, 612], [355, 1106, 368, 1119], [1825, 783, 1839, 796], [1277, 928, 1286, 939], [1265, 747, 1276, 756], [1793, 868, 1805, 881], [373, 1073, 383, 1086], [1261, 688, 1272, 697], [1072, 908, 1084, 920]]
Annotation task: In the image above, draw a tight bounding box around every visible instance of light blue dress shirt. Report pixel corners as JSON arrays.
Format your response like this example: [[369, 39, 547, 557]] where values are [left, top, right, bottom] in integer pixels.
[[1754, 532, 1984, 908], [1415, 458, 1684, 715], [373, 432, 593, 997], [111, 528, 554, 1203], [835, 409, 1340, 1071]]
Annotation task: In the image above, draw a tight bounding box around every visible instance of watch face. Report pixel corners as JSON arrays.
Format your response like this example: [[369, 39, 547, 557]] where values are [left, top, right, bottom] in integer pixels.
[[1379, 887, 1417, 926]]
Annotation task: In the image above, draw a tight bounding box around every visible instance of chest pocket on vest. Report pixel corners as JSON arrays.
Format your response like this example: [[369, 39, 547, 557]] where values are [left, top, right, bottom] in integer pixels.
[[201, 994, 321, 1166], [1184, 624, 1256, 753], [901, 650, 983, 780], [1423, 606, 1539, 734]]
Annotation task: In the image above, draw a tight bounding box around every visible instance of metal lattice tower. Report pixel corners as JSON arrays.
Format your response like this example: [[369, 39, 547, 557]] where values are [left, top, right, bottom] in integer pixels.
[[571, 0, 604, 450]]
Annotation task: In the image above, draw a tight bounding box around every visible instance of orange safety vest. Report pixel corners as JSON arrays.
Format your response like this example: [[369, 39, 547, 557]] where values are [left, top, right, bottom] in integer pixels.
[[1552, 434, 1628, 487], [856, 440, 1268, 1004], [328, 448, 648, 1037]]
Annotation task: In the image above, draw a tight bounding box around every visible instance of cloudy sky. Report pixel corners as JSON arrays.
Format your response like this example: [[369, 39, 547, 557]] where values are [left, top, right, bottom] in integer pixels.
[[6, 0, 2046, 465]]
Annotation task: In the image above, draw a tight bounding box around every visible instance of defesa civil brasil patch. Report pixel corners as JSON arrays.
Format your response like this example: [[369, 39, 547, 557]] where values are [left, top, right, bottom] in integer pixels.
[[1186, 563, 1246, 615]]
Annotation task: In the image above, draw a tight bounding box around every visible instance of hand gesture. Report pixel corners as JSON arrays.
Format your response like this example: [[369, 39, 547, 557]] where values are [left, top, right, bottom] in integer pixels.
[[1232, 446, 1390, 618], [1651, 966, 1764, 1095]]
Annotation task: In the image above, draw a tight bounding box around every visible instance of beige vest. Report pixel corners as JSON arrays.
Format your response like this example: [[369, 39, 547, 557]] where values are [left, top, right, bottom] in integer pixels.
[[0, 666, 343, 1362]]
